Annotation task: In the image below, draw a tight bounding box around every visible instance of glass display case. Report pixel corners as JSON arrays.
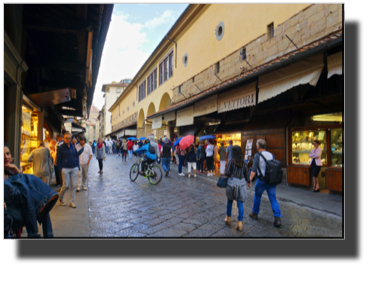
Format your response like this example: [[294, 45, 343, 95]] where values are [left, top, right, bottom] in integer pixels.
[[291, 129, 327, 165], [20, 105, 39, 174], [330, 128, 343, 167], [215, 133, 241, 148]]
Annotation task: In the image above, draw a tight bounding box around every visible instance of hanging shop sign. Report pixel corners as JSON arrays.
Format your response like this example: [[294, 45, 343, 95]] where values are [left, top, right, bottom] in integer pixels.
[[176, 106, 194, 127], [163, 111, 176, 122], [218, 82, 256, 113], [152, 115, 163, 129], [124, 129, 137, 136], [194, 94, 218, 117]]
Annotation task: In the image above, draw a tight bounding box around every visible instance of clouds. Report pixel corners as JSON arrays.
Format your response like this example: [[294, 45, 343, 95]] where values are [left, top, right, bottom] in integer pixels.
[[143, 10, 178, 30]]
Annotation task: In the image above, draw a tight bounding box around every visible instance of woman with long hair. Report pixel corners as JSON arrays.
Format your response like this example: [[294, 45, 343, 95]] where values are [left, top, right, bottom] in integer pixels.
[[95, 138, 107, 174], [122, 139, 127, 162], [309, 140, 323, 192], [186, 144, 197, 178], [224, 145, 250, 231]]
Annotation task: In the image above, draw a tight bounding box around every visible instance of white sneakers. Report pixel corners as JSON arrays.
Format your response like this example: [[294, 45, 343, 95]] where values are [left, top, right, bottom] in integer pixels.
[[179, 173, 185, 176], [207, 173, 213, 177]]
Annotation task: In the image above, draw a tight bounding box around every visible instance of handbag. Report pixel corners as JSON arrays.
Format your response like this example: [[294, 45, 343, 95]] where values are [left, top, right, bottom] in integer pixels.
[[216, 176, 228, 188]]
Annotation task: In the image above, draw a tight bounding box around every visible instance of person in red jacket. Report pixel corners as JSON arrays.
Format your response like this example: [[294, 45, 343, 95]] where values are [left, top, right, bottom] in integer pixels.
[[127, 139, 134, 160]]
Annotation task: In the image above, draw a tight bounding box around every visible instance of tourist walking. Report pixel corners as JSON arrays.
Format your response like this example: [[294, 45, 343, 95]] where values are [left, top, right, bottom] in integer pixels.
[[26, 141, 53, 185], [226, 140, 233, 164], [160, 139, 173, 177], [75, 136, 92, 192], [127, 139, 134, 160], [218, 141, 226, 175], [122, 139, 127, 161], [249, 139, 282, 228], [196, 142, 205, 173], [309, 140, 322, 192], [205, 139, 214, 176], [177, 145, 186, 176], [224, 146, 250, 231], [56, 132, 84, 208], [116, 140, 121, 156], [95, 138, 107, 174], [186, 144, 197, 178], [54, 134, 64, 188], [133, 141, 139, 155], [213, 141, 218, 175]]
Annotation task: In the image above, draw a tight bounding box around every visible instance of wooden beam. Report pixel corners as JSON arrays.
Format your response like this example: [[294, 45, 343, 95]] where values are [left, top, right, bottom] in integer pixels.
[[29, 60, 87, 73], [24, 24, 86, 35]]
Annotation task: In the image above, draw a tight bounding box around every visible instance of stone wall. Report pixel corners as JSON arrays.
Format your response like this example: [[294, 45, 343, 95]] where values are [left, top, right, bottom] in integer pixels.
[[172, 4, 342, 103]]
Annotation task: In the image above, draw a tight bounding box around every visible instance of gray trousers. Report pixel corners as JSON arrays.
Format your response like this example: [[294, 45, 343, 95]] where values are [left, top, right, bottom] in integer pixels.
[[77, 164, 89, 190], [60, 167, 79, 204]]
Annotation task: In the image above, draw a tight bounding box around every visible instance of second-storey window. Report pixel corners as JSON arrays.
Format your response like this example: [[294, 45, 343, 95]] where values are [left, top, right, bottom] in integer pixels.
[[138, 80, 146, 102], [159, 49, 173, 86], [147, 68, 157, 95], [116, 87, 121, 93]]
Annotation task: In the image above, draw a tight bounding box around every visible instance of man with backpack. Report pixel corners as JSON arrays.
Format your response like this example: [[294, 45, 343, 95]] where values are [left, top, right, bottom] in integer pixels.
[[134, 137, 159, 177], [249, 139, 282, 228]]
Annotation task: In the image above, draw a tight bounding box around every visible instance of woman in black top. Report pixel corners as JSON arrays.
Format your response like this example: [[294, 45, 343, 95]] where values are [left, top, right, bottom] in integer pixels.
[[224, 146, 250, 231]]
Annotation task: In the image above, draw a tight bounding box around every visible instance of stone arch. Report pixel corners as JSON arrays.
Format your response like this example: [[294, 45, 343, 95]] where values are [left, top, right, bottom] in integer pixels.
[[159, 92, 172, 111], [147, 102, 156, 118], [137, 108, 145, 128]]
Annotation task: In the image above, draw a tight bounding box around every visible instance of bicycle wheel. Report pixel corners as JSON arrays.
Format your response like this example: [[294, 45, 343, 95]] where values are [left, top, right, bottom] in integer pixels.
[[147, 165, 163, 185], [129, 163, 139, 182]]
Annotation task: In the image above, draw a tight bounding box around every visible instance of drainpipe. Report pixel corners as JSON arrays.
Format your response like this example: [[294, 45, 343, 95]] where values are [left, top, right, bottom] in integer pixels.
[[166, 35, 177, 68]]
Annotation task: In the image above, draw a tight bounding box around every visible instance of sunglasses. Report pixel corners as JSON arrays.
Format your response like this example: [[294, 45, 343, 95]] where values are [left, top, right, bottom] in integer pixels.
[[65, 137, 71, 140]]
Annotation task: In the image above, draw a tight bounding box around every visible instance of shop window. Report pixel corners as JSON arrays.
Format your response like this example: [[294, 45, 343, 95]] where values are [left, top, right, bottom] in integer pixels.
[[291, 130, 327, 165], [330, 128, 343, 167]]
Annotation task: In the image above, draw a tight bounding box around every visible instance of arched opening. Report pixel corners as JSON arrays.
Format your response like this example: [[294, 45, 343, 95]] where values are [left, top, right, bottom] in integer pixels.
[[159, 92, 171, 111], [147, 102, 156, 117], [137, 108, 145, 128]]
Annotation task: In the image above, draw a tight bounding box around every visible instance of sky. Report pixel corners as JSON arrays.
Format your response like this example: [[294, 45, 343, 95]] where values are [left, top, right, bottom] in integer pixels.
[[91, 3, 189, 110]]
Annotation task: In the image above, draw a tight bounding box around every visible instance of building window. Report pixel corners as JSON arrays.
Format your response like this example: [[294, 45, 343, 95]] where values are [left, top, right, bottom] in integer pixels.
[[127, 106, 129, 111], [116, 87, 121, 93], [267, 22, 274, 39], [133, 101, 135, 107], [159, 49, 173, 86], [240, 47, 246, 61], [147, 68, 158, 95], [123, 110, 125, 114], [183, 53, 188, 67], [178, 85, 182, 95], [138, 80, 146, 102], [122, 79, 131, 84], [192, 76, 195, 83], [215, 62, 220, 74]]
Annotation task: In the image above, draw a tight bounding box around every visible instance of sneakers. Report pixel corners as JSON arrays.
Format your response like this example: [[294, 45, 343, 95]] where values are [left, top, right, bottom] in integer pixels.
[[69, 202, 76, 208], [58, 199, 66, 206], [194, 174, 197, 178], [179, 173, 185, 176], [166, 171, 169, 177], [249, 213, 258, 220], [83, 187, 87, 191], [273, 217, 281, 228], [76, 189, 80, 192]]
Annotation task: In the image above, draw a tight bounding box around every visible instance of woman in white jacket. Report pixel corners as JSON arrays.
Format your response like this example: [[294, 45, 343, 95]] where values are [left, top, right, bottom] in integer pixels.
[[309, 140, 322, 192]]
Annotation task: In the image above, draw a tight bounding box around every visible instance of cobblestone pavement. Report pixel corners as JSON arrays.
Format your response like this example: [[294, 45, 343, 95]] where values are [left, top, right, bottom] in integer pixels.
[[86, 154, 342, 238]]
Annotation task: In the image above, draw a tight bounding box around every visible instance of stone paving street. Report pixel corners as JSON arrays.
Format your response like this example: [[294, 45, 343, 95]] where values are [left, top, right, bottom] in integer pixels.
[[43, 154, 342, 238], [84, 154, 343, 238]]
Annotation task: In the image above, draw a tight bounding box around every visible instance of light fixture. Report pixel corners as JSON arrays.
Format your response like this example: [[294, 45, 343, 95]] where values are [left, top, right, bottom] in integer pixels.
[[311, 113, 342, 122]]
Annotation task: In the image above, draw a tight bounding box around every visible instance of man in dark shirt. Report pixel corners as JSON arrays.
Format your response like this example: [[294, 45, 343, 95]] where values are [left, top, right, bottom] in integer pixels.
[[160, 139, 173, 177], [56, 132, 84, 208]]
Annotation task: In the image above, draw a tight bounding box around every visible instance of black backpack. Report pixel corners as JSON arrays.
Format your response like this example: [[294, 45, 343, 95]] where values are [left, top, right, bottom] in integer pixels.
[[257, 152, 283, 185], [149, 144, 156, 154]]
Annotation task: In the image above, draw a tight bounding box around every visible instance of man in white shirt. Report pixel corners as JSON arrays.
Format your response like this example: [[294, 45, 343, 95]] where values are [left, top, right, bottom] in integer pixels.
[[76, 136, 93, 191]]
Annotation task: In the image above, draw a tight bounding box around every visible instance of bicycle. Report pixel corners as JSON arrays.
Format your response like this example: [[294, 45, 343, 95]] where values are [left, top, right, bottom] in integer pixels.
[[129, 154, 163, 185]]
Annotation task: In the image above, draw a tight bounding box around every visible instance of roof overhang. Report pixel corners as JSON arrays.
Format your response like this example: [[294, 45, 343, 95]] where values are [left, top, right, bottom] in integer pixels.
[[27, 88, 74, 108]]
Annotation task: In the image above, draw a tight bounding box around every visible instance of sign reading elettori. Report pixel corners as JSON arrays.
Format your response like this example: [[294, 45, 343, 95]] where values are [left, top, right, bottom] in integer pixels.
[[218, 92, 255, 113]]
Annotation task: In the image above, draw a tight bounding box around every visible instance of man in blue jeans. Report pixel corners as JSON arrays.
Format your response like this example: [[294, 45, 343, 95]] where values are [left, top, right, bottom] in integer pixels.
[[248, 139, 281, 228], [160, 139, 173, 177]]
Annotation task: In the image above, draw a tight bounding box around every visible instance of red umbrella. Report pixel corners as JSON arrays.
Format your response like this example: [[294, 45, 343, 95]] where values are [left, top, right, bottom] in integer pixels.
[[178, 135, 195, 150]]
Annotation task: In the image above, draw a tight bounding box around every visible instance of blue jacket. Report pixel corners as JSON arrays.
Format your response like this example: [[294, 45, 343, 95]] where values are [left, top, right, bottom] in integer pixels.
[[186, 147, 196, 162], [57, 143, 83, 170], [4, 173, 58, 237], [196, 146, 205, 159], [134, 144, 157, 161]]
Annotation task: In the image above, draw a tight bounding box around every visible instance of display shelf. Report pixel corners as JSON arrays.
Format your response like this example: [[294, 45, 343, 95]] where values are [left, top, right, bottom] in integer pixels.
[[293, 150, 327, 153], [332, 151, 342, 154], [292, 141, 316, 143]]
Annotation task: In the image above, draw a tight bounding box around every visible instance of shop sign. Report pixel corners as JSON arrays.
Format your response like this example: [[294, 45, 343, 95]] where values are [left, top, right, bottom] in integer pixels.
[[194, 94, 217, 117], [152, 115, 162, 129], [124, 129, 137, 136], [218, 92, 255, 113], [176, 106, 194, 127], [163, 111, 175, 122]]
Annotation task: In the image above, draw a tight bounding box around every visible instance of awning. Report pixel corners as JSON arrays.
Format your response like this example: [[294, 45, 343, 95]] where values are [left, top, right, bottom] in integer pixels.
[[327, 51, 342, 79], [152, 115, 162, 129], [163, 111, 176, 122], [176, 106, 194, 127], [116, 130, 124, 139], [258, 53, 324, 103], [194, 94, 217, 117], [27, 88, 74, 107], [180, 124, 202, 137], [218, 81, 256, 113], [124, 129, 137, 136]]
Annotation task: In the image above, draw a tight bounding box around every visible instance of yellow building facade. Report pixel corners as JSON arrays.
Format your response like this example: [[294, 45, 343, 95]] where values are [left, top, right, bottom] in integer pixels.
[[109, 3, 342, 140]]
